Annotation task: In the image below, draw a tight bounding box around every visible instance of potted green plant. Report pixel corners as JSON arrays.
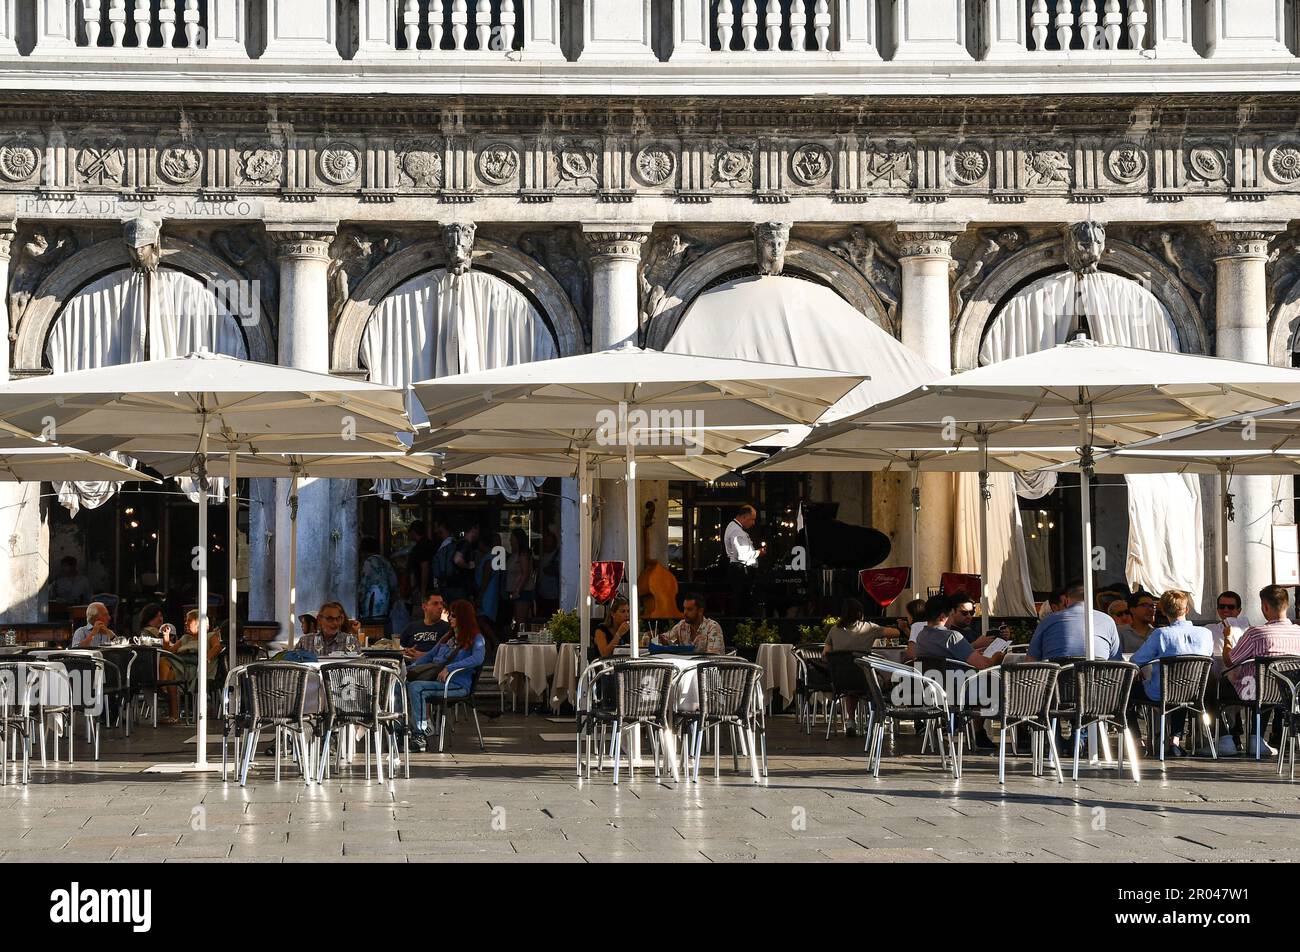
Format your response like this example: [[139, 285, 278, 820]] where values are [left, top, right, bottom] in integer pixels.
[[546, 609, 580, 644], [732, 618, 779, 661]]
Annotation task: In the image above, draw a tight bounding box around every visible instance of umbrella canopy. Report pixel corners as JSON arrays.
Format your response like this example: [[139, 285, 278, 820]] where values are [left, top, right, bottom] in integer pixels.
[[411, 341, 863, 431], [0, 447, 160, 482], [831, 336, 1300, 662], [0, 351, 412, 446], [438, 448, 762, 483], [136, 451, 442, 481]]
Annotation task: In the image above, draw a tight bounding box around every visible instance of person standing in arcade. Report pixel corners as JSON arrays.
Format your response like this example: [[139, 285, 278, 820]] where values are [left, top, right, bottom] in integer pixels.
[[725, 504, 760, 618]]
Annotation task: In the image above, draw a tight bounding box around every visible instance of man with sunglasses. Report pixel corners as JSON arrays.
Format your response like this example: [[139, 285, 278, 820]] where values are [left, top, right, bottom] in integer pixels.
[[1107, 599, 1140, 653], [1207, 590, 1248, 675]]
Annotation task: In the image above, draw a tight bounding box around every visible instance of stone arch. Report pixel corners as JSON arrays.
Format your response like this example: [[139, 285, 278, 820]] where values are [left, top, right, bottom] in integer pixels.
[[13, 236, 274, 370], [1269, 286, 1300, 368], [331, 237, 585, 371], [644, 238, 893, 349], [952, 237, 1208, 369]]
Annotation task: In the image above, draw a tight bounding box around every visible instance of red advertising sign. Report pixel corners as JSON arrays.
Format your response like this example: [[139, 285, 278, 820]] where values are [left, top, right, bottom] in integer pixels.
[[859, 567, 911, 608]]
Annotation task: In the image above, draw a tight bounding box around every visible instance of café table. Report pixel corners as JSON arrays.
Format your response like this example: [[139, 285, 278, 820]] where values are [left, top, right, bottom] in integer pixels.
[[755, 643, 798, 713], [493, 641, 558, 713], [551, 642, 580, 713]]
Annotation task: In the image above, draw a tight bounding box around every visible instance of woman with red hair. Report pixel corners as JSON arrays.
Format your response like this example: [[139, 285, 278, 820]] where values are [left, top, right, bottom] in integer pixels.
[[407, 598, 486, 752]]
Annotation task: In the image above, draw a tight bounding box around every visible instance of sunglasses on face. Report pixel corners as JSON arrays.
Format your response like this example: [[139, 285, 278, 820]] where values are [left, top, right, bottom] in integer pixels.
[[1217, 604, 1238, 612], [1111, 609, 1132, 617]]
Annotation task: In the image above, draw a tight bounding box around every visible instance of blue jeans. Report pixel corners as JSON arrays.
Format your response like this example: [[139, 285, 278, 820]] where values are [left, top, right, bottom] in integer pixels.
[[408, 679, 467, 732]]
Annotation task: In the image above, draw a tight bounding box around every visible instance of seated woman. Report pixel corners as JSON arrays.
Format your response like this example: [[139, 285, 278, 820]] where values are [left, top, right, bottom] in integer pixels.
[[160, 609, 221, 725], [822, 598, 899, 656], [589, 597, 630, 663], [137, 602, 167, 641], [407, 599, 487, 752]]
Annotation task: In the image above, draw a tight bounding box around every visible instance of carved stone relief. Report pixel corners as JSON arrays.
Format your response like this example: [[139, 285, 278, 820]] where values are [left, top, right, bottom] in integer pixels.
[[123, 216, 161, 273], [328, 226, 404, 321], [951, 228, 1027, 310], [829, 226, 899, 321], [517, 228, 591, 336], [754, 222, 790, 276], [639, 230, 700, 326], [7, 225, 78, 335], [442, 222, 477, 275], [1064, 221, 1106, 273], [210, 226, 279, 317]]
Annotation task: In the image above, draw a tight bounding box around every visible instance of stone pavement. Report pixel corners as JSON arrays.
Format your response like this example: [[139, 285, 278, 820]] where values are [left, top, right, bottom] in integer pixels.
[[1, 712, 1298, 863]]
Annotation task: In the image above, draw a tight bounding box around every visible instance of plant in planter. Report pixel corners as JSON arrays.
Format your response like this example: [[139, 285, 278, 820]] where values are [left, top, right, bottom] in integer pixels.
[[798, 615, 840, 644], [733, 619, 780, 659], [545, 609, 580, 644]]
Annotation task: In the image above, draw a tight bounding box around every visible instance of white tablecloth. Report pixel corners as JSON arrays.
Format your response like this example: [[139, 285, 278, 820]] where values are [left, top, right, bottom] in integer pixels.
[[493, 643, 558, 700], [551, 643, 580, 712], [756, 643, 798, 706]]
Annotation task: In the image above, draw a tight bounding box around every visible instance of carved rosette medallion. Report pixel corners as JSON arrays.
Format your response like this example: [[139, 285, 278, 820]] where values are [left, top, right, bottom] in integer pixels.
[[949, 147, 989, 186], [1188, 146, 1228, 184], [1107, 145, 1148, 184], [318, 145, 361, 186], [240, 147, 284, 186], [157, 143, 201, 185], [477, 143, 519, 186], [557, 144, 599, 187], [790, 144, 833, 186], [0, 141, 40, 183], [1267, 145, 1300, 184], [634, 145, 676, 187]]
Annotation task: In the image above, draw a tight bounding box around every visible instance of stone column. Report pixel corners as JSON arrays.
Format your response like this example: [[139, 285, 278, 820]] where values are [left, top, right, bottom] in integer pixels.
[[1213, 223, 1288, 606], [583, 225, 651, 575], [268, 224, 337, 642], [0, 223, 49, 624], [891, 226, 962, 599]]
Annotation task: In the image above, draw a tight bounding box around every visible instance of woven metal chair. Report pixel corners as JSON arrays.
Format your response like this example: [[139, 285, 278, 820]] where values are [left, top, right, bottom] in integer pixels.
[[857, 656, 955, 778], [824, 650, 870, 738], [219, 665, 252, 781], [42, 652, 107, 761], [317, 661, 407, 784], [685, 660, 765, 783], [575, 657, 619, 778], [1219, 655, 1300, 760], [608, 660, 678, 784], [1274, 670, 1300, 779], [1057, 660, 1141, 782], [793, 645, 831, 733], [1132, 654, 1215, 761], [98, 647, 135, 736], [425, 660, 485, 753], [959, 662, 1062, 783], [0, 661, 38, 784], [915, 655, 977, 753], [237, 662, 316, 786]]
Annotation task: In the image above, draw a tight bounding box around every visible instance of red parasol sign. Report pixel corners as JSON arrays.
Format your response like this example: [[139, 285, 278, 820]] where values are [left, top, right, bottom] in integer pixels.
[[859, 567, 910, 608], [590, 561, 625, 605], [940, 572, 982, 603]]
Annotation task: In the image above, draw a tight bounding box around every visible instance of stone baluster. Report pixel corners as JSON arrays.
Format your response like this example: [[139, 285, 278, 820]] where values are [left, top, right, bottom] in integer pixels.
[[403, 0, 420, 47], [1054, 0, 1075, 51], [765, 0, 781, 51], [430, 0, 444, 49], [717, 0, 733, 51], [1030, 0, 1048, 50], [83, 0, 102, 45], [185, 0, 201, 45], [475, 0, 491, 49], [741, 0, 758, 51], [1078, 0, 1097, 50], [108, 0, 125, 45], [813, 0, 830, 51], [499, 0, 515, 50], [451, 0, 467, 49], [1128, 0, 1146, 49], [160, 0, 175, 45], [789, 0, 805, 51], [131, 0, 149, 45], [1102, 0, 1121, 49]]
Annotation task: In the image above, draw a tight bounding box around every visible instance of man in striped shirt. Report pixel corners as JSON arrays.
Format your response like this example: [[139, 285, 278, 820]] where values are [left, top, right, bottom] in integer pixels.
[[1221, 585, 1300, 756]]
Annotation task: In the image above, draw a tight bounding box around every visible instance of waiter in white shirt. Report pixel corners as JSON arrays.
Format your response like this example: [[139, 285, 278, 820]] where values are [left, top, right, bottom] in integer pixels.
[[724, 504, 760, 616]]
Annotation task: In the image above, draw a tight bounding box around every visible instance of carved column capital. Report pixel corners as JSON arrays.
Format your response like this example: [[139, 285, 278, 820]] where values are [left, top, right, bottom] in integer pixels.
[[896, 230, 959, 259], [268, 224, 338, 262], [582, 225, 652, 261], [1210, 223, 1286, 261]]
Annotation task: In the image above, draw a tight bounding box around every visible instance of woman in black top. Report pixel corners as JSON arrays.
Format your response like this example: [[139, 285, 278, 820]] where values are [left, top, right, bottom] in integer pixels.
[[589, 597, 631, 663]]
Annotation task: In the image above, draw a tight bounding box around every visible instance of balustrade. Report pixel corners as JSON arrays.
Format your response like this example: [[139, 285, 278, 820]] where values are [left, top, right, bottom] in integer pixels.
[[80, 0, 208, 49]]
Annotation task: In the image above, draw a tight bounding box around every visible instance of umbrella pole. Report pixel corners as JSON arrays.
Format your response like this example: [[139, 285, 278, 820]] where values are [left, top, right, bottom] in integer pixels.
[[1218, 464, 1231, 595], [288, 468, 299, 649], [625, 440, 642, 765], [227, 449, 238, 672], [909, 460, 921, 602], [1077, 408, 1096, 662], [977, 436, 992, 628], [196, 432, 209, 769], [578, 446, 592, 667]]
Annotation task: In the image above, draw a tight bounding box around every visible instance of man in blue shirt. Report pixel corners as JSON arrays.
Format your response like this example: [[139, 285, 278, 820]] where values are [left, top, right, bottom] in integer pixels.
[[1128, 589, 1212, 756], [1027, 581, 1123, 662]]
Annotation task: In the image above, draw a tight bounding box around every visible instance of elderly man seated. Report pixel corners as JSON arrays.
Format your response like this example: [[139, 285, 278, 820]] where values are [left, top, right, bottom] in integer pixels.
[[297, 602, 360, 656], [74, 601, 116, 648]]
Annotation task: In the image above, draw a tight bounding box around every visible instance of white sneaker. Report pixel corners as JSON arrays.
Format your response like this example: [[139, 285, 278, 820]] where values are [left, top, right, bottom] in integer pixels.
[[1253, 737, 1277, 758], [1216, 735, 1239, 757]]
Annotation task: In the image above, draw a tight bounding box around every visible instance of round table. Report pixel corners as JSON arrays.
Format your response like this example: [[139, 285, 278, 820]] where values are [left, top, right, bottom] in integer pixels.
[[493, 643, 558, 708], [755, 643, 799, 711], [550, 643, 580, 712]]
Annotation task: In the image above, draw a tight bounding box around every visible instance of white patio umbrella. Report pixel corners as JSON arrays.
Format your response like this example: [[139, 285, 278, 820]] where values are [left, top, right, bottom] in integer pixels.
[[833, 337, 1300, 662], [0, 353, 413, 770], [0, 446, 161, 482], [413, 343, 862, 673]]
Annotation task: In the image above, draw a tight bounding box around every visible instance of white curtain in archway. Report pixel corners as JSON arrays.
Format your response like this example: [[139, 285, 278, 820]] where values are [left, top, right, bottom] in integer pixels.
[[47, 267, 248, 515], [970, 270, 1204, 612], [360, 269, 559, 500]]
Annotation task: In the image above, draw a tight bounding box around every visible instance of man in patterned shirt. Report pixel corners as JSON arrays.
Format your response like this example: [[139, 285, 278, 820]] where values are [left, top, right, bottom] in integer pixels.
[[1221, 584, 1300, 757], [662, 593, 725, 655]]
